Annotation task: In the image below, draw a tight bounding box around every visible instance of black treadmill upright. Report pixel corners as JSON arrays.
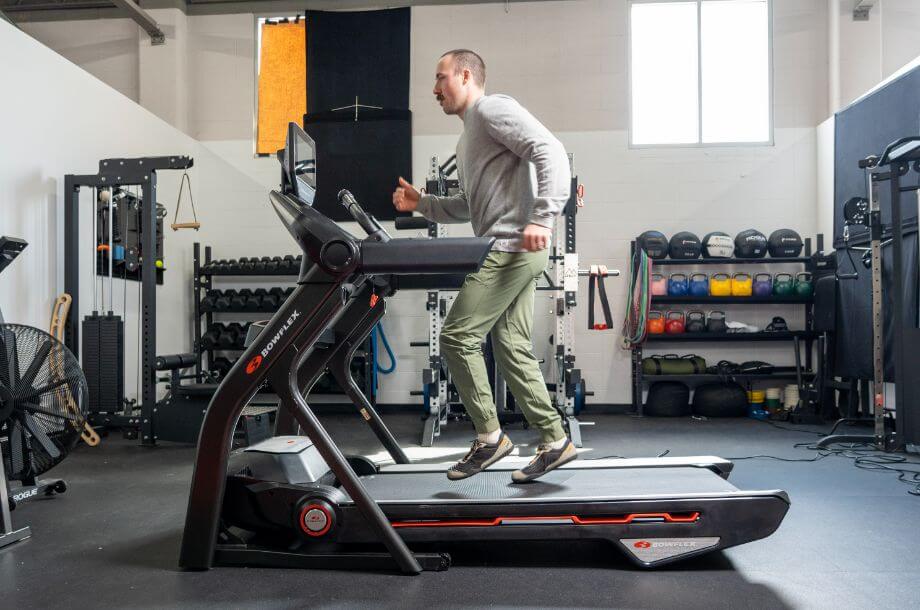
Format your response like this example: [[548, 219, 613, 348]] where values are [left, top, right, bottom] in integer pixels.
[[178, 124, 789, 574]]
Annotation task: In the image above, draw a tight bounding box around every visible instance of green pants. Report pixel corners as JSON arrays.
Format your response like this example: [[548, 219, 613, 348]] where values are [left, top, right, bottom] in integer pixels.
[[440, 250, 566, 444]]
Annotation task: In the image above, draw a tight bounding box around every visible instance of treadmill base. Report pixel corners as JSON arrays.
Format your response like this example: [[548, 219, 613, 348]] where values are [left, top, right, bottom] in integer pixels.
[[214, 545, 451, 572]]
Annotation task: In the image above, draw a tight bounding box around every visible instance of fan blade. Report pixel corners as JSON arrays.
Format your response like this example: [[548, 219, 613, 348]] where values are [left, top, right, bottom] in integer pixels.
[[21, 410, 61, 460], [20, 401, 83, 425], [8, 418, 26, 476], [0, 328, 14, 388], [20, 377, 72, 404], [14, 337, 54, 397]]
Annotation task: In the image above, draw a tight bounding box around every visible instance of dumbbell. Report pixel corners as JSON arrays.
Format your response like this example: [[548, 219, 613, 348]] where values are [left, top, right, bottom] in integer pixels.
[[249, 257, 266, 274], [200, 289, 218, 312], [261, 288, 283, 309], [224, 258, 240, 273], [228, 289, 246, 309], [251, 289, 269, 311], [217, 323, 245, 348], [280, 255, 297, 274], [264, 256, 281, 273], [210, 357, 233, 380], [230, 323, 247, 348], [201, 325, 222, 349]]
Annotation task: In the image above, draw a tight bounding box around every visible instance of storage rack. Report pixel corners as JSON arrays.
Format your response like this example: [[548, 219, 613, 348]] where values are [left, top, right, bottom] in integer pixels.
[[192, 242, 375, 403], [631, 235, 825, 419]]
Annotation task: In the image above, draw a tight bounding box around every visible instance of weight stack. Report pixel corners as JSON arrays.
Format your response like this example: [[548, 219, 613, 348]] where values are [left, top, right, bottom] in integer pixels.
[[82, 312, 125, 413]]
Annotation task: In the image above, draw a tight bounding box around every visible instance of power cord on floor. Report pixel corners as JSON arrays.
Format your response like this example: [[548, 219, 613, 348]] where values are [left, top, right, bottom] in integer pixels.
[[722, 420, 920, 496]]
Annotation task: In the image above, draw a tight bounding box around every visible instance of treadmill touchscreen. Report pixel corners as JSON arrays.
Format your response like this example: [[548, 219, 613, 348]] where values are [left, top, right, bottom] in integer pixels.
[[286, 122, 317, 205]]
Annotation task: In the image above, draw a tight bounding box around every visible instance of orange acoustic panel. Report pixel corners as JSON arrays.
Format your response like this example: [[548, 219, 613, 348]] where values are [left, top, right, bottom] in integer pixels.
[[257, 20, 306, 155]]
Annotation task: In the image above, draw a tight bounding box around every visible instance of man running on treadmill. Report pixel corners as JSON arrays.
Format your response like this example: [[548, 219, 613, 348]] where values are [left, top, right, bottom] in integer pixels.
[[392, 49, 576, 483]]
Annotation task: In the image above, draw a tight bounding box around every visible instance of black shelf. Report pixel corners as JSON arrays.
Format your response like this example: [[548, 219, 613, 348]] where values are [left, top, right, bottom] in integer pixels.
[[630, 235, 826, 416], [651, 295, 813, 305], [645, 372, 814, 383], [650, 257, 810, 266], [646, 331, 817, 342], [200, 304, 282, 314], [201, 268, 299, 277]]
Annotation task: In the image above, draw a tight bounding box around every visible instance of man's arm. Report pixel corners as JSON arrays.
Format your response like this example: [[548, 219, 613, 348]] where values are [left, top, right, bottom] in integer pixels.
[[480, 96, 571, 228], [416, 190, 471, 224]]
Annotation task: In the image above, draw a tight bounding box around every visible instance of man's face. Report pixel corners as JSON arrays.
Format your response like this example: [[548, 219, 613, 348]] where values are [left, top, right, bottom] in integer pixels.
[[433, 55, 466, 115]]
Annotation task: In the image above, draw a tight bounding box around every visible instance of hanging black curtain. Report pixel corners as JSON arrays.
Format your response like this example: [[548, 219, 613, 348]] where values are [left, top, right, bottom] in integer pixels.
[[833, 64, 920, 378], [304, 8, 411, 221]]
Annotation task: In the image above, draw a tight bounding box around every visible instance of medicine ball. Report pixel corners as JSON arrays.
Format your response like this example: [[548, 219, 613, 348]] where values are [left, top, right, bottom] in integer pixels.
[[668, 231, 701, 259], [637, 231, 669, 260], [692, 382, 749, 417], [645, 382, 691, 417], [734, 229, 768, 258], [701, 232, 734, 258], [767, 229, 804, 258]]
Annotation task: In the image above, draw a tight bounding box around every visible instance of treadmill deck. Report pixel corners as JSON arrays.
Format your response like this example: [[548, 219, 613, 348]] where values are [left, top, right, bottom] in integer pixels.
[[345, 466, 767, 505]]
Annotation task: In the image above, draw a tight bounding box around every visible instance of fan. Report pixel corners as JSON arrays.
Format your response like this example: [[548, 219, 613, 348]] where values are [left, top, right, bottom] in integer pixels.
[[1, 323, 88, 508]]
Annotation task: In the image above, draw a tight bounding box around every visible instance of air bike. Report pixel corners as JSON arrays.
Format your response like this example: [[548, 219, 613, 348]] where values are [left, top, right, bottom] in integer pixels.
[[178, 123, 789, 574]]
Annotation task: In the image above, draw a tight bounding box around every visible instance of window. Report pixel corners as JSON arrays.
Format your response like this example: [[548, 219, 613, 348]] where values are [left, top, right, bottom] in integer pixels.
[[629, 0, 772, 146]]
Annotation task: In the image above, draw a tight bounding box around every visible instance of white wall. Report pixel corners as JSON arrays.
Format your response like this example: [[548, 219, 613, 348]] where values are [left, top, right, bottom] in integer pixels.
[[833, 0, 920, 113], [0, 20, 294, 408], [14, 0, 830, 405]]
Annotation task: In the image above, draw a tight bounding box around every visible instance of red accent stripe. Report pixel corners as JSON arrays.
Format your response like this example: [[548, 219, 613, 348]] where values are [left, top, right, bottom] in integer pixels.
[[390, 512, 700, 529]]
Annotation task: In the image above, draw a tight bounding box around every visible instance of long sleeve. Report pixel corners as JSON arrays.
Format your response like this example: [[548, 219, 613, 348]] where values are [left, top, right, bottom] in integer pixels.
[[479, 96, 570, 228], [416, 190, 471, 224]]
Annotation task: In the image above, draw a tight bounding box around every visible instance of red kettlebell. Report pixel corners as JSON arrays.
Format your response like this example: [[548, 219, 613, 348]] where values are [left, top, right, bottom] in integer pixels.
[[665, 311, 686, 334]]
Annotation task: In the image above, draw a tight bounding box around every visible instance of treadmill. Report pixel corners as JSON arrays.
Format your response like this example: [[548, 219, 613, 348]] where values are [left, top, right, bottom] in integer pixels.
[[179, 123, 789, 574]]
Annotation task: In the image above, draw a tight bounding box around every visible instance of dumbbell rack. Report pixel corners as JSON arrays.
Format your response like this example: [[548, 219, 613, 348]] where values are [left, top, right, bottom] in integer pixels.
[[192, 242, 376, 403], [630, 236, 825, 420]]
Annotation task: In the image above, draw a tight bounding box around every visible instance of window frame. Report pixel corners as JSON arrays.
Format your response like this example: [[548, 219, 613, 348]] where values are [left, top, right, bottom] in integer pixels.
[[627, 0, 774, 149], [253, 13, 303, 158]]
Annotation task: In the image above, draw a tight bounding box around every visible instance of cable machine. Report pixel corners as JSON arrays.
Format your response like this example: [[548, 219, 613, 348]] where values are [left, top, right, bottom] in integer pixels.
[[64, 156, 192, 445]]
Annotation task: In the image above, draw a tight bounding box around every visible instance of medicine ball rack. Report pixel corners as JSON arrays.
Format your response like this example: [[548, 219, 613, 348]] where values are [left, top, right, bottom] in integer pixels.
[[631, 235, 827, 421], [192, 242, 375, 404]]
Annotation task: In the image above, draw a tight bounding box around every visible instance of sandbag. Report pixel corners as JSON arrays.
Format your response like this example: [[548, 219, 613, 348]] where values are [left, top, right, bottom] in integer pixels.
[[692, 382, 749, 417], [645, 382, 691, 417], [641, 354, 707, 375]]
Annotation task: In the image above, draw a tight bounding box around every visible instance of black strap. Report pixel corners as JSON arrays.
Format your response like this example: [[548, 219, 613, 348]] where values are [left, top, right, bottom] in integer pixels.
[[588, 265, 614, 330]]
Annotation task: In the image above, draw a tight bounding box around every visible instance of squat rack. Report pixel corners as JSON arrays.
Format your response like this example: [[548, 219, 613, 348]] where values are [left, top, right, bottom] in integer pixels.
[[63, 155, 192, 445]]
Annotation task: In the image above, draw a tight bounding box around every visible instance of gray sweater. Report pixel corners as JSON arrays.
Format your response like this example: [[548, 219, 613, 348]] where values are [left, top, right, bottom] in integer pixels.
[[416, 94, 571, 252]]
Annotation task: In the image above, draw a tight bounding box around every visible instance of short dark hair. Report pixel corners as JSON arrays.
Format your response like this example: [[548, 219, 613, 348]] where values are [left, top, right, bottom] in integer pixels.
[[441, 49, 486, 87]]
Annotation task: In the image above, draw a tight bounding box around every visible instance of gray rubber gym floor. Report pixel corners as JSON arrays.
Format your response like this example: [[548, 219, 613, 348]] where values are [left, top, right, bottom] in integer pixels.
[[4, 412, 919, 609]]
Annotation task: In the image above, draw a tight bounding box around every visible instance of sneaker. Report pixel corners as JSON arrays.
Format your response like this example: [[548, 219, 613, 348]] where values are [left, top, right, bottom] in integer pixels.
[[447, 433, 515, 480], [511, 439, 577, 483]]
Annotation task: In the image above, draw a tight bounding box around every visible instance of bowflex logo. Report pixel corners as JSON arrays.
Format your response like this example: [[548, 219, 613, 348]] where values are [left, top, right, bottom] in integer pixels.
[[245, 310, 301, 375], [246, 356, 263, 374], [635, 540, 698, 548]]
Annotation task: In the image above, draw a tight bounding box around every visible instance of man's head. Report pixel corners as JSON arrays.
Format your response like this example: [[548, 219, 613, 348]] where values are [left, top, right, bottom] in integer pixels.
[[434, 49, 486, 117]]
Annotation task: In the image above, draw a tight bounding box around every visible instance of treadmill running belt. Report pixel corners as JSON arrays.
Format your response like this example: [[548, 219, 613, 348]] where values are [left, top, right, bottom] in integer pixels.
[[351, 467, 743, 504]]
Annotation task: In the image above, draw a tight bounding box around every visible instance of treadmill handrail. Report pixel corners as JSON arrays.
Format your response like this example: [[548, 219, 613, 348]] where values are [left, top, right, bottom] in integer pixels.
[[360, 237, 493, 275]]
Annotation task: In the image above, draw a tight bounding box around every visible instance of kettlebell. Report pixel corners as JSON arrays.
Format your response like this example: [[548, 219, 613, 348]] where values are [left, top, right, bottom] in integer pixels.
[[752, 273, 773, 297], [794, 271, 813, 297], [665, 311, 686, 334], [707, 311, 727, 333], [648, 311, 665, 334], [731, 272, 753, 297], [773, 272, 794, 296], [689, 273, 709, 296], [668, 273, 689, 296], [710, 273, 732, 297], [651, 274, 668, 296], [685, 310, 706, 333]]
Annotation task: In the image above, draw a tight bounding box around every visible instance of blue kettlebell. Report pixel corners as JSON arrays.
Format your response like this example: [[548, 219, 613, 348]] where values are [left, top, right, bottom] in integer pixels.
[[668, 273, 689, 296], [689, 273, 709, 296], [752, 273, 773, 297]]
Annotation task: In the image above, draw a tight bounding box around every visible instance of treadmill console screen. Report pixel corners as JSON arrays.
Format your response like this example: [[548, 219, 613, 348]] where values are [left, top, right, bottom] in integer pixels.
[[286, 122, 317, 205]]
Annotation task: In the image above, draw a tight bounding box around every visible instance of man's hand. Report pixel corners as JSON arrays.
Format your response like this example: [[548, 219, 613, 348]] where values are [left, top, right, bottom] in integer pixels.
[[392, 177, 420, 212], [523, 223, 552, 251]]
